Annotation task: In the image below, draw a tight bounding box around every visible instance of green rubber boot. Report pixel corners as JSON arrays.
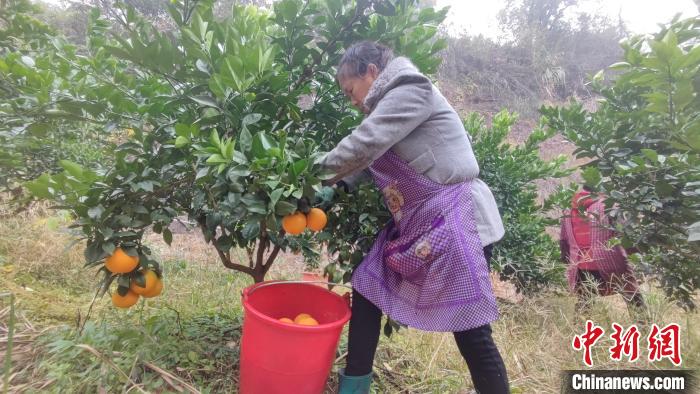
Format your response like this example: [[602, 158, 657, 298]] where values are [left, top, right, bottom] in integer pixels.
[[338, 368, 372, 394]]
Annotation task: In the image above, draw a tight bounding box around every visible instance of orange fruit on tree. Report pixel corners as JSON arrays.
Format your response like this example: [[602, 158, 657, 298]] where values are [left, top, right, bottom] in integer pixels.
[[282, 212, 307, 235], [279, 317, 294, 324], [296, 316, 319, 326], [142, 278, 163, 298], [112, 290, 139, 308], [306, 208, 327, 232], [130, 270, 158, 295], [105, 248, 139, 274]]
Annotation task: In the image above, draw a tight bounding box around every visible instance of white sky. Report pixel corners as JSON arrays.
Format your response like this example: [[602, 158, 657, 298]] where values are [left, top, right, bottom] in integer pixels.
[[40, 0, 699, 39], [437, 0, 699, 39]]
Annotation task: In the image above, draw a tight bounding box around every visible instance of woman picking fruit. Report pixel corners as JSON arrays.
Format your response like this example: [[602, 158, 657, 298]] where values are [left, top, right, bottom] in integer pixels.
[[321, 41, 509, 394]]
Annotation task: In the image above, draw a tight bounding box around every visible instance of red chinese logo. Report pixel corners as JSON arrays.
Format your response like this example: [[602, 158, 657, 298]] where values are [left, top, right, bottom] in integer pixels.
[[572, 320, 605, 366], [647, 323, 682, 366], [609, 323, 640, 362], [574, 321, 683, 367]]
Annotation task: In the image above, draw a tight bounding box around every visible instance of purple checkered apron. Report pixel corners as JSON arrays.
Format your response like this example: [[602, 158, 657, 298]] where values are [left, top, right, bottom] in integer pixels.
[[351, 149, 499, 332]]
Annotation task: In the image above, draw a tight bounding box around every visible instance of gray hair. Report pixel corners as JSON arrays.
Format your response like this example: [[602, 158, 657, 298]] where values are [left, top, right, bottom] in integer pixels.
[[336, 41, 394, 81]]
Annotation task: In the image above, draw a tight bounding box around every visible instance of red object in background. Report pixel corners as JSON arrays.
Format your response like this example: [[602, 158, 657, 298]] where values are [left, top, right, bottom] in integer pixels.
[[239, 281, 351, 394], [571, 191, 595, 248]]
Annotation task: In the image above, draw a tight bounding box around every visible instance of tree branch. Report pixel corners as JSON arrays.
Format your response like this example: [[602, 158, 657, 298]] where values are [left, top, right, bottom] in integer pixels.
[[245, 246, 254, 268], [215, 247, 255, 276], [263, 244, 282, 276], [255, 220, 268, 270]]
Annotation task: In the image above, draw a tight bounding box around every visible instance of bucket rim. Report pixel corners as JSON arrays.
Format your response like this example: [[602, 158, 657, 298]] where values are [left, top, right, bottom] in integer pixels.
[[242, 280, 351, 331]]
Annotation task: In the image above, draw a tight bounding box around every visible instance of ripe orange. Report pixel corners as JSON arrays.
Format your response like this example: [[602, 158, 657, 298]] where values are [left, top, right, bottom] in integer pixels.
[[294, 313, 312, 323], [130, 270, 158, 295], [296, 317, 319, 326], [105, 248, 139, 274], [142, 278, 163, 298], [279, 317, 294, 324], [282, 212, 306, 235], [112, 290, 139, 308], [306, 208, 327, 232]]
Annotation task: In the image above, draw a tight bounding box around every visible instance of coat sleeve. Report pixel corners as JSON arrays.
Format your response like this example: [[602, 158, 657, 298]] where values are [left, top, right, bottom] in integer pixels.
[[320, 78, 433, 185]]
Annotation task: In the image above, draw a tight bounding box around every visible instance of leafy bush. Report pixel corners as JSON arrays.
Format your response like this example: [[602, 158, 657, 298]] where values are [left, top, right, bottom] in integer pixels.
[[4, 0, 447, 289], [0, 0, 111, 198], [542, 16, 700, 307], [468, 110, 570, 293]]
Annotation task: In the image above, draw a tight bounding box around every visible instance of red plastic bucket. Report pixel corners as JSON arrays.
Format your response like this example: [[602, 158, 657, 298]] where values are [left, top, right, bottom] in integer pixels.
[[239, 281, 351, 394]]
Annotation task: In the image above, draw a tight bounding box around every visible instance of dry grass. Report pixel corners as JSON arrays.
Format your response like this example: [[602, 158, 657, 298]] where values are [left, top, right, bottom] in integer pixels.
[[0, 202, 97, 325], [365, 290, 699, 393]]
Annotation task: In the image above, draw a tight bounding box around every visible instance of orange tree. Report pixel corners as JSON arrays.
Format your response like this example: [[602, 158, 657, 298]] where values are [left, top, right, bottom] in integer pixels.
[[3, 0, 447, 293], [542, 17, 700, 307]]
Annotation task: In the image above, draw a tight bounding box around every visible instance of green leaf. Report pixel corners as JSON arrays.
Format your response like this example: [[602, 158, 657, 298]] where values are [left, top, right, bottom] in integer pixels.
[[270, 188, 284, 206], [608, 61, 630, 70], [242, 221, 260, 240], [581, 167, 601, 187], [294, 138, 306, 156], [317, 171, 336, 181], [175, 136, 190, 148], [640, 149, 658, 162], [245, 202, 267, 214], [191, 95, 219, 108], [232, 151, 249, 164], [252, 132, 274, 157], [196, 59, 209, 74], [136, 181, 154, 192], [175, 123, 190, 137], [268, 147, 282, 158], [243, 113, 262, 126], [239, 128, 253, 152], [25, 174, 52, 199], [163, 228, 173, 246], [101, 227, 114, 239], [225, 140, 235, 160], [59, 160, 84, 180], [88, 205, 105, 220], [188, 351, 199, 363], [210, 129, 221, 148], [102, 242, 116, 256], [196, 167, 210, 180], [291, 159, 308, 178], [227, 165, 251, 178], [206, 154, 227, 164], [276, 0, 299, 20], [20, 55, 35, 68], [655, 181, 675, 198], [133, 270, 146, 287], [85, 241, 107, 263], [275, 201, 297, 216]]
